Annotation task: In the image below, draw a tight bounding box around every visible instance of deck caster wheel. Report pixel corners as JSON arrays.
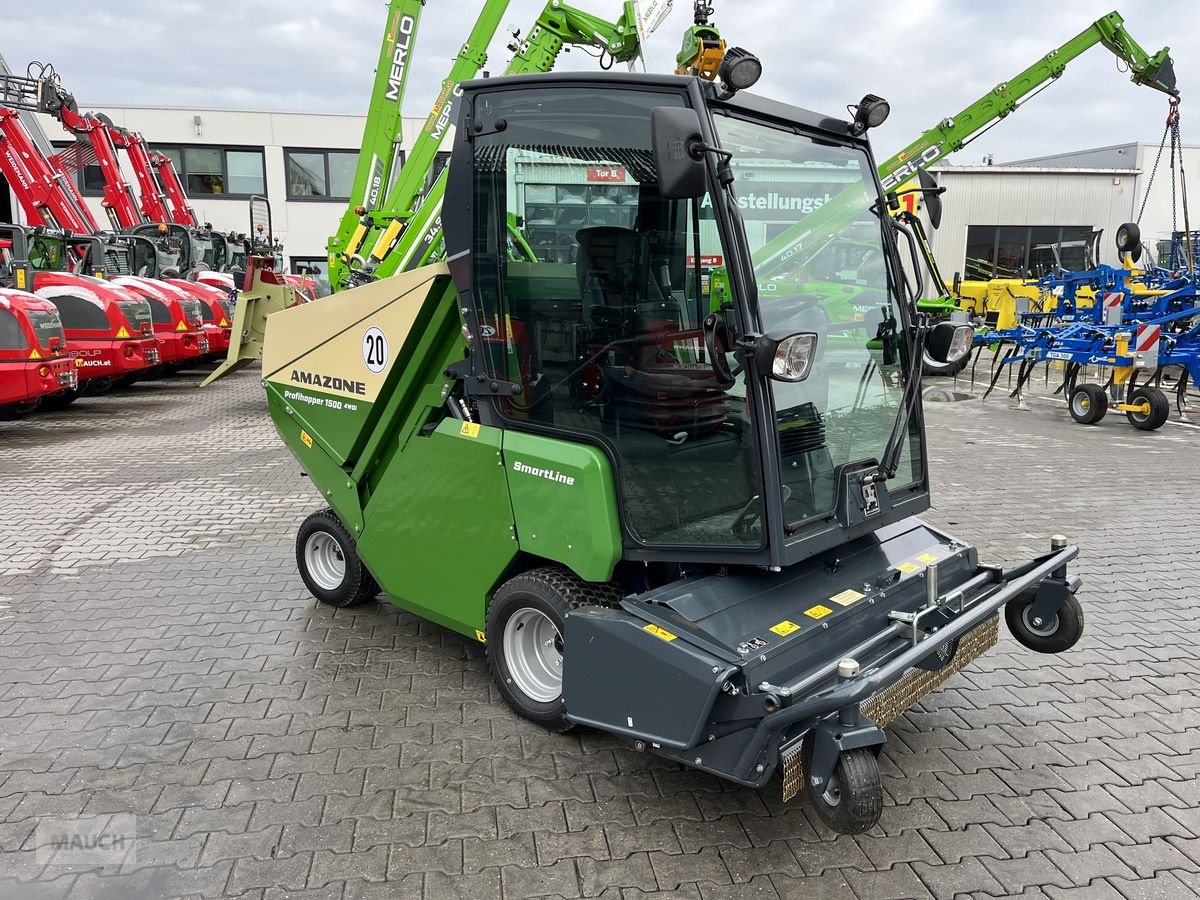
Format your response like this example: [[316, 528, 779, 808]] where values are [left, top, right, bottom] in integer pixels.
[[803, 745, 883, 835], [1005, 590, 1084, 654], [1068, 383, 1107, 424], [486, 567, 621, 733], [296, 509, 378, 608], [1126, 386, 1170, 431]]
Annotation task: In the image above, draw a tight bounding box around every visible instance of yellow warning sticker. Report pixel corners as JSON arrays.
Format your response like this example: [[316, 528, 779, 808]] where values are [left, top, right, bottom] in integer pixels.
[[804, 605, 833, 620], [643, 624, 677, 642], [116, 326, 130, 338], [896, 561, 921, 574], [28, 348, 41, 360], [770, 620, 800, 636], [459, 421, 481, 438], [475, 630, 486, 643], [830, 589, 864, 607], [219, 318, 229, 327], [916, 553, 940, 564], [299, 429, 313, 448], [175, 321, 187, 331]]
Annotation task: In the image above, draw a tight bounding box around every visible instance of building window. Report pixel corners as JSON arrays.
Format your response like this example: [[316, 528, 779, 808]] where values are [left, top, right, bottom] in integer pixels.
[[290, 256, 330, 297], [51, 141, 105, 197], [157, 145, 267, 197], [963, 225, 1098, 279], [284, 149, 359, 200]]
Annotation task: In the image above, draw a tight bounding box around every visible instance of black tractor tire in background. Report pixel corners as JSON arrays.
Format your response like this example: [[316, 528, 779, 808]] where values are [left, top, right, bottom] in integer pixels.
[[922, 351, 968, 378], [1067, 383, 1108, 425], [486, 567, 622, 732], [39, 389, 80, 412], [1126, 386, 1170, 431], [295, 508, 379, 608], [1116, 222, 1141, 254], [1005, 589, 1085, 654], [803, 743, 883, 835], [81, 377, 114, 396], [0, 400, 40, 420]]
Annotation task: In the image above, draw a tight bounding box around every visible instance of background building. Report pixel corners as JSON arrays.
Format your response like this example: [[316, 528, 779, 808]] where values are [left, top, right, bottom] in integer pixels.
[[4, 99, 1195, 295], [927, 142, 1200, 284], [1, 105, 452, 295]]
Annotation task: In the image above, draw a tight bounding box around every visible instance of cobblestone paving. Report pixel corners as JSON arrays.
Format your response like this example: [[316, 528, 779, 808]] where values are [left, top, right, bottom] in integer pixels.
[[1, 367, 1199, 899]]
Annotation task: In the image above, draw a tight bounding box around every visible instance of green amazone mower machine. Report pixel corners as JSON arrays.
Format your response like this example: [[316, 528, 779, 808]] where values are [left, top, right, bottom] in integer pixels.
[[261, 71, 1083, 834]]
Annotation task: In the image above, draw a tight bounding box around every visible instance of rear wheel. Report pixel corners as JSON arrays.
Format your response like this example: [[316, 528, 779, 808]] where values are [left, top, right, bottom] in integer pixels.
[[1126, 386, 1170, 430], [40, 389, 80, 411], [82, 377, 114, 396], [486, 567, 622, 732], [803, 745, 883, 835], [1005, 589, 1084, 654], [295, 509, 378, 608], [1, 400, 40, 420], [1068, 383, 1107, 425]]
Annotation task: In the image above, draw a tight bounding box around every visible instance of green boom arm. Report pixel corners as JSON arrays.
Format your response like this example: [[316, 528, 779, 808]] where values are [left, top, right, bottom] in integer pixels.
[[752, 9, 1178, 283], [328, 0, 427, 279], [355, 1, 643, 284], [329, 0, 513, 291]]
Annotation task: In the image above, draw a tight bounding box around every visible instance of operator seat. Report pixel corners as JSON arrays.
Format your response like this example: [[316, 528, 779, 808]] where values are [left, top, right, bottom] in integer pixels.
[[574, 225, 728, 437]]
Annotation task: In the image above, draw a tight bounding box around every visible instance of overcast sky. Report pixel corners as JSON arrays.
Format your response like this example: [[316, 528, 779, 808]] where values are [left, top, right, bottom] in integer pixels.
[[3, 0, 1194, 163]]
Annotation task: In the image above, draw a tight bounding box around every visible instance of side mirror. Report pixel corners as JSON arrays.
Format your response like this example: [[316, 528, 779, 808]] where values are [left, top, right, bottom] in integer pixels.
[[918, 168, 942, 231], [651, 106, 708, 200], [924, 321, 972, 363], [753, 330, 819, 382]]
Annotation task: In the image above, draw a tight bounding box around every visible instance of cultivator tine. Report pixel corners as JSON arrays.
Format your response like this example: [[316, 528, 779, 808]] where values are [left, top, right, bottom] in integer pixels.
[[968, 343, 985, 385], [982, 346, 1015, 401], [1176, 371, 1189, 415]]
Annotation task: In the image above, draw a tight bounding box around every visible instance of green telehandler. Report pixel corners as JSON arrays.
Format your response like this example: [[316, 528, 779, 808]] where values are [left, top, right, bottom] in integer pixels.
[[260, 60, 1085, 834]]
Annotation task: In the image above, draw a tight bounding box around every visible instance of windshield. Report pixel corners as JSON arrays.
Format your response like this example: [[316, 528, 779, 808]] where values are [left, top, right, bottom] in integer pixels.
[[179, 298, 202, 327], [468, 86, 767, 549], [27, 309, 66, 349], [714, 112, 922, 527], [117, 298, 153, 333]]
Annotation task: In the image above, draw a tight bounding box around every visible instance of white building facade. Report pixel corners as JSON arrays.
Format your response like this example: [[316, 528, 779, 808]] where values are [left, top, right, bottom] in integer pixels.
[[2, 105, 452, 295]]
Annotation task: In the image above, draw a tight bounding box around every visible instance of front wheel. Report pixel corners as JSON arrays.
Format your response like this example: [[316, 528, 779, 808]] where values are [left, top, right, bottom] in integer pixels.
[[922, 350, 967, 378], [486, 567, 621, 732], [803, 745, 883, 835], [295, 509, 378, 608], [1126, 386, 1170, 431], [1005, 589, 1084, 654], [1068, 383, 1107, 424]]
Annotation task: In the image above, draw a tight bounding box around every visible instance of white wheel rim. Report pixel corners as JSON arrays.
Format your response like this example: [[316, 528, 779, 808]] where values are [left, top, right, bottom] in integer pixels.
[[503, 607, 563, 704], [305, 531, 346, 591], [1072, 393, 1090, 415]]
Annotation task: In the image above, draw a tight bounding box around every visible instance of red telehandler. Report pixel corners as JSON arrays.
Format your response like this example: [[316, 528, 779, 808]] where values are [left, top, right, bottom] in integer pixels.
[[0, 225, 164, 403], [0, 284, 76, 417]]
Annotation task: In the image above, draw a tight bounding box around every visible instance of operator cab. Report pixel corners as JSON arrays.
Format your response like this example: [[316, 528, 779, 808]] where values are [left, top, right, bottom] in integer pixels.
[[445, 73, 929, 569]]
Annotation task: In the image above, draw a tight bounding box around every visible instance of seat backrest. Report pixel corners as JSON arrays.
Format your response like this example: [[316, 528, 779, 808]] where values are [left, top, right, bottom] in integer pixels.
[[575, 226, 649, 317]]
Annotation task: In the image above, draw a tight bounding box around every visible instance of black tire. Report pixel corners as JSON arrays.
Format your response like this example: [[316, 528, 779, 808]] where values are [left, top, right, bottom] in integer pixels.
[[1126, 386, 1170, 431], [486, 566, 622, 732], [922, 350, 967, 378], [40, 389, 80, 411], [1116, 222, 1141, 254], [81, 376, 114, 396], [1068, 383, 1107, 425], [1005, 589, 1085, 654], [803, 745, 883, 835], [295, 508, 379, 608], [3, 399, 40, 419], [113, 374, 139, 389]]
